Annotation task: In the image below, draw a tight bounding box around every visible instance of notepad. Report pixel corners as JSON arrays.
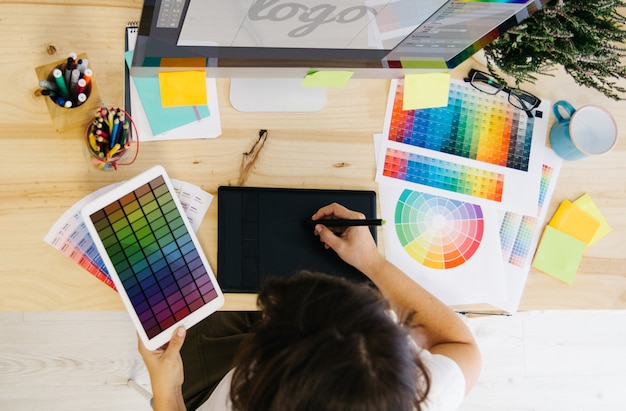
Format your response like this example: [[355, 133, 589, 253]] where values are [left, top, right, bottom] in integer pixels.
[[124, 23, 221, 140]]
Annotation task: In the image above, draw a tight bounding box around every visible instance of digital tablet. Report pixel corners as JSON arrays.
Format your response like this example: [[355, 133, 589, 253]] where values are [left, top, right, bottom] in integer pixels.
[[81, 165, 224, 350], [217, 186, 377, 292]]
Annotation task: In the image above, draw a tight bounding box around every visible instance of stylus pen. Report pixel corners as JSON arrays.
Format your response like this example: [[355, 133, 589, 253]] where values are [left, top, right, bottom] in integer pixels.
[[305, 218, 386, 227]]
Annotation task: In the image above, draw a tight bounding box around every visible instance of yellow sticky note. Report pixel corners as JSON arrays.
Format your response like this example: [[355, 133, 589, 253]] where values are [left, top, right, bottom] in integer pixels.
[[572, 193, 612, 244], [403, 72, 450, 111], [158, 71, 207, 108], [548, 200, 600, 245], [301, 70, 354, 88], [532, 226, 586, 284]]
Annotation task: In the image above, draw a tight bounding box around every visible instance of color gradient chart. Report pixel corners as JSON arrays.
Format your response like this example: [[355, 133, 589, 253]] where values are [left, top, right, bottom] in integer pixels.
[[382, 147, 505, 202], [88, 176, 219, 339], [395, 190, 484, 269], [500, 164, 555, 268], [388, 80, 534, 171], [490, 148, 563, 313]]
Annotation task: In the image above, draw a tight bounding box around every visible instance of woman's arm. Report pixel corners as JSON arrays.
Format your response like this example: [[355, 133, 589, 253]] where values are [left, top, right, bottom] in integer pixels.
[[138, 327, 188, 410], [312, 203, 481, 393]]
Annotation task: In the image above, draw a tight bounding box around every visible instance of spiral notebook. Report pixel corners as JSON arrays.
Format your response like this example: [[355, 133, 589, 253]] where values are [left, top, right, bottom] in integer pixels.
[[124, 22, 222, 140]]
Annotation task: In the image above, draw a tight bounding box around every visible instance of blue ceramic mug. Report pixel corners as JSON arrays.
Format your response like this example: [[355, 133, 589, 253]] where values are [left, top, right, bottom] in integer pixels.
[[549, 100, 618, 161]]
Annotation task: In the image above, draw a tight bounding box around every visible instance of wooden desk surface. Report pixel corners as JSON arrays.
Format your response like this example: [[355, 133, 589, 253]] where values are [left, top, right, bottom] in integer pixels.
[[1, 1, 624, 311]]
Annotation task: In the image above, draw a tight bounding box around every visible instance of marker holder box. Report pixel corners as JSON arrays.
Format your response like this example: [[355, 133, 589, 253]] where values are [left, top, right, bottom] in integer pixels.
[[34, 53, 102, 132]]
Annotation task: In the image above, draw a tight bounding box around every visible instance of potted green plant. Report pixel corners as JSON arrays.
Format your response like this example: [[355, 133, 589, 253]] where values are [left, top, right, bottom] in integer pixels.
[[483, 0, 626, 100]]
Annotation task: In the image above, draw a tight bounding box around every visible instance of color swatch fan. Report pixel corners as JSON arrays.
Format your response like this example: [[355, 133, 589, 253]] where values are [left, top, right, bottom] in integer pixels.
[[81, 165, 224, 350]]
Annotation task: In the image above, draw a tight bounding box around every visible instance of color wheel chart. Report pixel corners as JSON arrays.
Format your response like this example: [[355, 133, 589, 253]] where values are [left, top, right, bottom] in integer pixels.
[[395, 190, 484, 269], [379, 183, 507, 308], [377, 79, 550, 215], [87, 175, 219, 339]]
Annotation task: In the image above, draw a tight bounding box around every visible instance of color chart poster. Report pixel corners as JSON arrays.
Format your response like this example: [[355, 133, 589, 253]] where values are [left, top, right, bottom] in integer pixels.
[[379, 183, 508, 308], [376, 78, 551, 215]]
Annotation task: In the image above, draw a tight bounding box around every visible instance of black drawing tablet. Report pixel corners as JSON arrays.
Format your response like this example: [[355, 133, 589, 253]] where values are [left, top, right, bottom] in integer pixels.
[[217, 186, 377, 292]]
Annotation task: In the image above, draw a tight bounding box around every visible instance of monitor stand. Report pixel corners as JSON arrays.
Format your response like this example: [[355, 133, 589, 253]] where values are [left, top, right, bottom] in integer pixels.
[[229, 78, 327, 112]]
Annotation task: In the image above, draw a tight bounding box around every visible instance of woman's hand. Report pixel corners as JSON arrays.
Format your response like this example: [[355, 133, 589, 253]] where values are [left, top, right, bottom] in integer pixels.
[[311, 203, 384, 276], [138, 327, 187, 411]]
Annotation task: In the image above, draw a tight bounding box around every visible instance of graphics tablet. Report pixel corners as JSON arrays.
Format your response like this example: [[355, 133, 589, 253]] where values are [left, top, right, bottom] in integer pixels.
[[81, 165, 224, 350], [217, 186, 377, 292]]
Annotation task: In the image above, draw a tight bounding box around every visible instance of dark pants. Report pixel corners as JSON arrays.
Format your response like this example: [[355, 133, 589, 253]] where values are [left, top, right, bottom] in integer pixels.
[[181, 311, 261, 411]]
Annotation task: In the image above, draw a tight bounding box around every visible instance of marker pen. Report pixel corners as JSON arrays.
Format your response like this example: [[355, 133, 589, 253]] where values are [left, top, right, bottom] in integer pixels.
[[52, 68, 69, 99]]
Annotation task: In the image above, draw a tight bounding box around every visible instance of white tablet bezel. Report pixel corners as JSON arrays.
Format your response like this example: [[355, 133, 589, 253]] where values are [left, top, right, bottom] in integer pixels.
[[80, 165, 224, 350]]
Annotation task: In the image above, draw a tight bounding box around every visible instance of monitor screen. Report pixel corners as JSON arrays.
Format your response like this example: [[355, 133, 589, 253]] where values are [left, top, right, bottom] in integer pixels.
[[131, 0, 543, 78]]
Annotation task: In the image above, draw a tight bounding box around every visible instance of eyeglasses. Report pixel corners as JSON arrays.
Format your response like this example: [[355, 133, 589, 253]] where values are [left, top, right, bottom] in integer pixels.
[[464, 69, 541, 118]]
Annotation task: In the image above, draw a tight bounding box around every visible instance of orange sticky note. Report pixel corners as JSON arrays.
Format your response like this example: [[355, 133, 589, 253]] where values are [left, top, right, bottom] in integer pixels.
[[548, 200, 600, 245], [572, 194, 612, 244], [158, 71, 207, 108]]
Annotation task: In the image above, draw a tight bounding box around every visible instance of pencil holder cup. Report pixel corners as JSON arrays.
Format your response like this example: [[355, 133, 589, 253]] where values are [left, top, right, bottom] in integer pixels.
[[84, 107, 139, 171], [34, 53, 102, 132]]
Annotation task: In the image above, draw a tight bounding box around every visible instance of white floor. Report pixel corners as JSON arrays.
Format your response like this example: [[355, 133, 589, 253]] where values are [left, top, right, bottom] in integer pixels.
[[1, 310, 625, 410]]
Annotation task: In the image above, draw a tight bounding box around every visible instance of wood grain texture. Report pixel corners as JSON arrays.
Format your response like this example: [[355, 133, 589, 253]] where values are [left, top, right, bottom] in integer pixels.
[[0, 1, 625, 311]]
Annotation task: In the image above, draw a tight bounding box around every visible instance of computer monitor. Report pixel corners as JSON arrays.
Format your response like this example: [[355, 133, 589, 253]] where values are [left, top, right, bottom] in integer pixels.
[[131, 0, 544, 112]]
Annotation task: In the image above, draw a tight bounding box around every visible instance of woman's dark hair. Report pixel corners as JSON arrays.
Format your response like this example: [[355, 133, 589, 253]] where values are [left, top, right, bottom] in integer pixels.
[[230, 271, 430, 411]]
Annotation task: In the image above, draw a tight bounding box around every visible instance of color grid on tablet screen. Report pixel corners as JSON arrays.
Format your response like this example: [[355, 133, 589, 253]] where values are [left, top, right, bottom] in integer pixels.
[[88, 175, 219, 339], [388, 80, 534, 171], [382, 148, 505, 202]]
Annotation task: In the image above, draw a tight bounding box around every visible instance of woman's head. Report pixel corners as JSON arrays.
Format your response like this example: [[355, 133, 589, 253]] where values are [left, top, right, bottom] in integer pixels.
[[230, 271, 429, 411]]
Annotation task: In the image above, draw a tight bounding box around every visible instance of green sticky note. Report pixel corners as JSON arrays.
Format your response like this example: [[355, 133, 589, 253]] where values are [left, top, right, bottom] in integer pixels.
[[301, 70, 354, 88], [532, 226, 586, 284], [400, 59, 448, 69], [403, 72, 450, 111], [572, 193, 612, 244]]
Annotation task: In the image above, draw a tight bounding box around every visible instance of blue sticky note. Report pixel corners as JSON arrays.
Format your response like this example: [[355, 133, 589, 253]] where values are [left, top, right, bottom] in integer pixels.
[[125, 51, 210, 135]]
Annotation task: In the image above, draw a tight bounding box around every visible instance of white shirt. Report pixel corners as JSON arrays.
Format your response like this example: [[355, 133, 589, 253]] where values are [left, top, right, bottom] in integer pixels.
[[196, 349, 465, 411]]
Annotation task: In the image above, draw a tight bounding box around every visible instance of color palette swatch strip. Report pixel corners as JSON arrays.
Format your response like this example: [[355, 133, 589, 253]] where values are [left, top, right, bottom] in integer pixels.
[[394, 190, 484, 269], [388, 80, 534, 171], [499, 164, 554, 267], [88, 176, 218, 339], [383, 148, 505, 202]]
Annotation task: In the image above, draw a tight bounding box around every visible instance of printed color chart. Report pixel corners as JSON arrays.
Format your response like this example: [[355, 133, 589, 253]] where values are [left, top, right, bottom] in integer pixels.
[[394, 190, 484, 269], [500, 164, 554, 267], [377, 78, 550, 215], [388, 80, 534, 171], [88, 175, 219, 339], [383, 148, 505, 201]]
